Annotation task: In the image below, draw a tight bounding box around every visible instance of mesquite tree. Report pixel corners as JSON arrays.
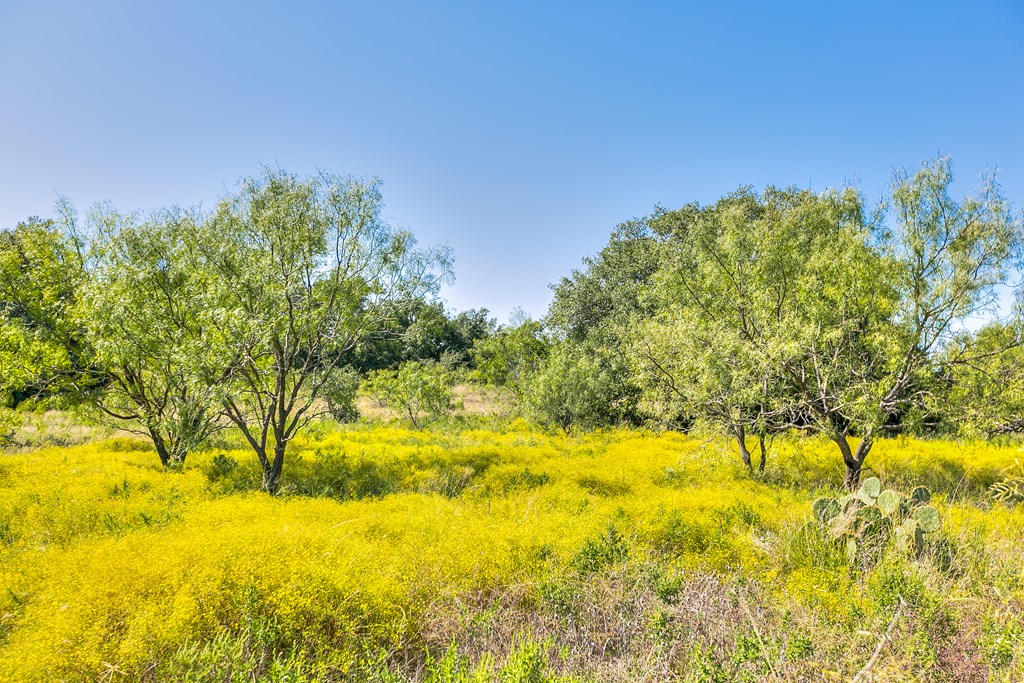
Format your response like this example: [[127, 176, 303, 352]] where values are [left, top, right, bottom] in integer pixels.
[[776, 158, 1020, 487], [626, 158, 1020, 487], [80, 207, 222, 466], [630, 187, 840, 470], [195, 169, 451, 492], [0, 219, 84, 401]]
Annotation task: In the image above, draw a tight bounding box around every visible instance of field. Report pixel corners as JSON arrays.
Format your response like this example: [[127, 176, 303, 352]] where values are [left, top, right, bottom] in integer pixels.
[[0, 421, 1022, 682]]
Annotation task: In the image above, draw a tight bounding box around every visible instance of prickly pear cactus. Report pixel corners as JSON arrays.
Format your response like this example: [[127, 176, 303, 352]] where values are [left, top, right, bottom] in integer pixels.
[[876, 490, 900, 515], [894, 518, 924, 554], [812, 497, 841, 523], [810, 480, 941, 567], [910, 486, 931, 505], [913, 505, 940, 533]]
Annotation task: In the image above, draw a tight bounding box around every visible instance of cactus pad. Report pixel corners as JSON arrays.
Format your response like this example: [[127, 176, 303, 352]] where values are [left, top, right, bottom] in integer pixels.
[[812, 497, 841, 523], [846, 537, 858, 563], [854, 505, 883, 531], [910, 486, 931, 505], [876, 490, 900, 515], [861, 477, 882, 498], [913, 505, 941, 533]]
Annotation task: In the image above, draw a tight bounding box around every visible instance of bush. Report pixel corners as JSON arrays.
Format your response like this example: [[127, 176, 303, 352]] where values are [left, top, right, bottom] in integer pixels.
[[990, 460, 1024, 505], [322, 366, 361, 423], [521, 345, 623, 432], [470, 316, 549, 390], [0, 407, 19, 447], [209, 453, 239, 480], [361, 360, 461, 428]]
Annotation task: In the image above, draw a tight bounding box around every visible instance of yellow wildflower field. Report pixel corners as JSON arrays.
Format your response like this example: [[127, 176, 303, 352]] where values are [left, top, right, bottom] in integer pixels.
[[0, 424, 1021, 681]]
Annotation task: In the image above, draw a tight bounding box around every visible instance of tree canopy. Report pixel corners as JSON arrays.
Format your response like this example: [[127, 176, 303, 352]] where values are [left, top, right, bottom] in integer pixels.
[[2, 157, 1021, 491], [544, 157, 1023, 487]]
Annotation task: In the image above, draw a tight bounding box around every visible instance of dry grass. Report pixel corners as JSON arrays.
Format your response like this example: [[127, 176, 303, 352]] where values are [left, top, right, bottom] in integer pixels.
[[2, 409, 110, 451], [355, 383, 514, 421]]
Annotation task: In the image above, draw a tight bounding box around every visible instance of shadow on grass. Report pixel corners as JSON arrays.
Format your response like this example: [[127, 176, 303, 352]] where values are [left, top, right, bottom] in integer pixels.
[[205, 446, 503, 502]]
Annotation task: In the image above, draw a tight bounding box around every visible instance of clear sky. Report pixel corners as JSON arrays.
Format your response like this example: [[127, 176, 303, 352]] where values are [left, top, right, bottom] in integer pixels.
[[1, 1, 1022, 323]]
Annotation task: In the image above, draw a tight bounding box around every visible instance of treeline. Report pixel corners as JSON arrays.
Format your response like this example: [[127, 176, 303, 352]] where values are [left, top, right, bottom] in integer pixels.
[[0, 170, 494, 491], [2, 158, 1023, 491], [482, 157, 1024, 488]]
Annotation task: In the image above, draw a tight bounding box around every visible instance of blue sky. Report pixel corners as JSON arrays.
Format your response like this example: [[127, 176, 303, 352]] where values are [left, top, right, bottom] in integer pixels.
[[1, 1, 1022, 322]]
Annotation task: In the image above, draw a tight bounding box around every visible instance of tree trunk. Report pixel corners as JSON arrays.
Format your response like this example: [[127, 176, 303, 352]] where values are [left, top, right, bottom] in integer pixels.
[[757, 433, 767, 473], [834, 433, 874, 490], [165, 434, 187, 467], [734, 425, 752, 470], [263, 442, 287, 494], [843, 458, 861, 490], [149, 428, 170, 467]]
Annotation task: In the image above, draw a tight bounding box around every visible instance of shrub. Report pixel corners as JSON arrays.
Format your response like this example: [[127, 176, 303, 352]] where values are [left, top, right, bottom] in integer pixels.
[[361, 360, 461, 428], [209, 453, 239, 480], [0, 407, 19, 447], [990, 460, 1024, 505], [322, 366, 361, 423], [521, 345, 622, 432]]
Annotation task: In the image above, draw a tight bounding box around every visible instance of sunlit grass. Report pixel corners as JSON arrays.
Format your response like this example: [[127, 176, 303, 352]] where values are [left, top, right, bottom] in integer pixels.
[[0, 425, 1022, 680]]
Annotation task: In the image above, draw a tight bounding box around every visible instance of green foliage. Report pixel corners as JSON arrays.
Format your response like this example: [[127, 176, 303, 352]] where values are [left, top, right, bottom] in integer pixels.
[[633, 187, 846, 443], [470, 315, 549, 390], [0, 214, 89, 407], [209, 453, 240, 480], [195, 169, 451, 491], [79, 207, 221, 466], [321, 366, 361, 423], [521, 343, 622, 432], [783, 158, 1019, 485], [573, 523, 628, 575], [362, 360, 461, 428], [545, 221, 656, 429], [0, 407, 19, 447], [990, 460, 1024, 505], [547, 219, 661, 344], [603, 157, 1024, 486], [1, 169, 450, 486], [939, 323, 1024, 437], [348, 300, 495, 373]]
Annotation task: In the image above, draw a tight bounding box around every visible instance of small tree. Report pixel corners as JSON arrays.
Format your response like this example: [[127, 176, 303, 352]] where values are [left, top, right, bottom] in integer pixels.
[[195, 169, 450, 492], [470, 314, 549, 391], [936, 322, 1024, 437], [777, 158, 1021, 487], [79, 207, 222, 466], [631, 312, 780, 470], [633, 187, 840, 469], [522, 343, 622, 433], [361, 360, 460, 428], [321, 366, 361, 423]]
